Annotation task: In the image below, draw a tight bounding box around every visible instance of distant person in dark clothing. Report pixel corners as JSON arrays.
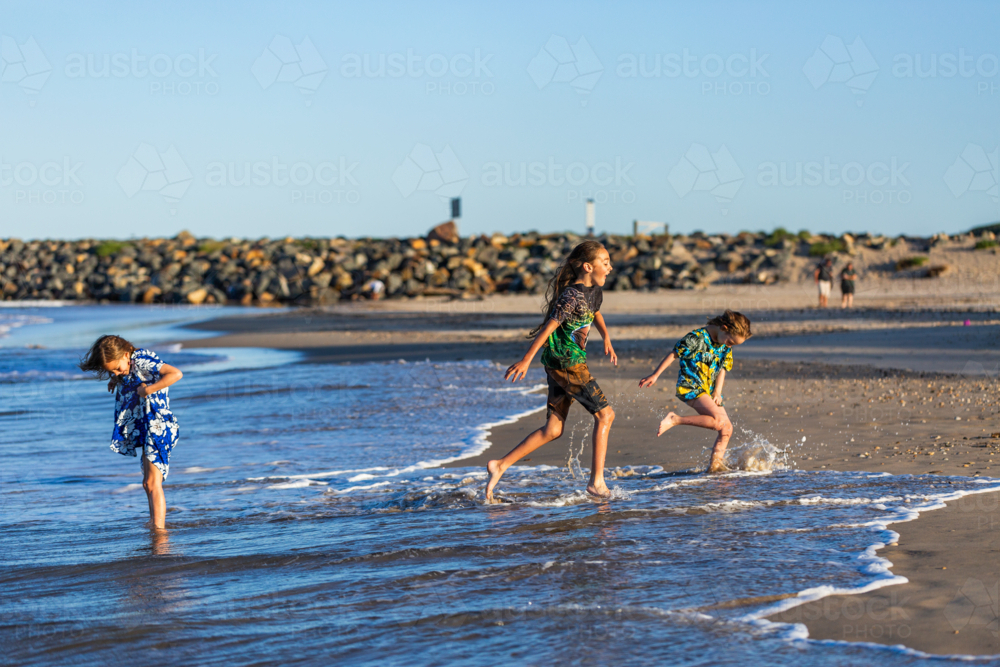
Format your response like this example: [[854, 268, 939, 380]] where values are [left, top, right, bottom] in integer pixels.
[[814, 258, 834, 308], [840, 262, 857, 309]]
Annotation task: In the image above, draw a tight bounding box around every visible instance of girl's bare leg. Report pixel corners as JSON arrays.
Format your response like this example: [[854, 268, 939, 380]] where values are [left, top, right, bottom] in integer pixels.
[[486, 413, 564, 502], [142, 457, 166, 530], [657, 395, 733, 473], [586, 406, 615, 498]]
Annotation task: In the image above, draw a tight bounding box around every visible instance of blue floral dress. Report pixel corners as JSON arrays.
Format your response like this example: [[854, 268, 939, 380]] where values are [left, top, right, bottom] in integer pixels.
[[110, 349, 179, 478]]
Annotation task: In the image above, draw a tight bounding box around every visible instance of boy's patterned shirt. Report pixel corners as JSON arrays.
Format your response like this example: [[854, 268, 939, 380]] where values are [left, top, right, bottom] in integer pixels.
[[540, 284, 603, 370], [672, 328, 733, 400]]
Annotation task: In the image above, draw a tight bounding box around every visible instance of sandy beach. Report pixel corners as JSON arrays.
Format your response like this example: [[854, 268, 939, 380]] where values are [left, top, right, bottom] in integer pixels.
[[175, 283, 1000, 656]]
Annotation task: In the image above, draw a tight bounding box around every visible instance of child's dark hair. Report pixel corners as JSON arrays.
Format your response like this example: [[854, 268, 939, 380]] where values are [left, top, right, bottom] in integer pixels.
[[528, 240, 606, 339], [707, 310, 752, 339], [79, 335, 136, 379]]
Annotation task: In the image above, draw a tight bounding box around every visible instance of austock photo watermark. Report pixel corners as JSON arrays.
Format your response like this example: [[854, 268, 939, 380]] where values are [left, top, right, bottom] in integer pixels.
[[667, 145, 922, 209], [668, 143, 744, 214], [64, 47, 220, 97], [253, 35, 327, 103], [0, 156, 85, 205], [117, 143, 192, 213], [528, 34, 603, 104], [393, 144, 468, 201], [757, 157, 913, 205], [616, 47, 771, 97], [340, 47, 495, 96], [480, 156, 637, 205], [0, 34, 51, 100], [204, 157, 361, 205], [115, 144, 361, 208]]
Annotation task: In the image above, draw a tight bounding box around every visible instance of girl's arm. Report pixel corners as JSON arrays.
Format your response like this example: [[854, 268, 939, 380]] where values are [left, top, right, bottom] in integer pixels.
[[505, 319, 561, 383], [592, 312, 617, 366], [638, 352, 676, 388], [137, 364, 183, 398], [712, 368, 726, 405]]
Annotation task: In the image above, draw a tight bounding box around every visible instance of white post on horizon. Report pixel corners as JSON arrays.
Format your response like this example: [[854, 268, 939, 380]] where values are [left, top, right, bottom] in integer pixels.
[[585, 199, 595, 236]]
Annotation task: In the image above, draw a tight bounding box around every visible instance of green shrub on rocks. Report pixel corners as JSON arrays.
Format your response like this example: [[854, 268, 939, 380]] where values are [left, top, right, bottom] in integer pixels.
[[808, 239, 846, 256], [895, 255, 929, 270], [974, 239, 997, 250], [95, 241, 127, 257]]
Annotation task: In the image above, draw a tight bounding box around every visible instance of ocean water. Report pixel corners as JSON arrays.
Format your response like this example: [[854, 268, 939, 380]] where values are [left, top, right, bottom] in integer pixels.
[[2, 306, 998, 665]]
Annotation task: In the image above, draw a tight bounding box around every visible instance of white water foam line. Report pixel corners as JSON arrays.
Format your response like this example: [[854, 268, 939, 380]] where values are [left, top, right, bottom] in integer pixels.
[[742, 477, 1000, 660]]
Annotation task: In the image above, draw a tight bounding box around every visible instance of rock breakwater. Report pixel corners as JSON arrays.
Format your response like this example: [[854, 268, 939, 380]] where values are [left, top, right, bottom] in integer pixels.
[[1, 227, 995, 305]]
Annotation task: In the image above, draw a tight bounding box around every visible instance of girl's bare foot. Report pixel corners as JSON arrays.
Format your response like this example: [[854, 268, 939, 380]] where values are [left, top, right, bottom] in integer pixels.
[[657, 412, 680, 437], [485, 459, 504, 502], [587, 483, 611, 499]]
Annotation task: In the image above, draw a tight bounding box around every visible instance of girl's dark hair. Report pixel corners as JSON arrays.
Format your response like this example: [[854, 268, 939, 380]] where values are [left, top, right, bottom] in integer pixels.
[[79, 335, 136, 379], [528, 240, 607, 339], [707, 310, 752, 339]]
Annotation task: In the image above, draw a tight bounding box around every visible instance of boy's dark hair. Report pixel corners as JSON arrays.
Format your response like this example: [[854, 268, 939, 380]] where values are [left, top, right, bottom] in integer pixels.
[[79, 335, 136, 379], [707, 310, 752, 339], [528, 240, 606, 339]]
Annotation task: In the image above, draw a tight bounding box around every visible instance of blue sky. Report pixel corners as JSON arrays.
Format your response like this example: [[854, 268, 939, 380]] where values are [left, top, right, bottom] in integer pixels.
[[1, 0, 998, 240]]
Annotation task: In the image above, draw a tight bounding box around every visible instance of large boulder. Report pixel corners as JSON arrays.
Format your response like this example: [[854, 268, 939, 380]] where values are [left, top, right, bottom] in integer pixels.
[[428, 220, 459, 245]]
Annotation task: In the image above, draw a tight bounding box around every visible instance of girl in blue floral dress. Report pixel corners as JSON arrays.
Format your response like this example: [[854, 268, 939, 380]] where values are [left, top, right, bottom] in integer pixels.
[[80, 335, 183, 530], [638, 311, 752, 473]]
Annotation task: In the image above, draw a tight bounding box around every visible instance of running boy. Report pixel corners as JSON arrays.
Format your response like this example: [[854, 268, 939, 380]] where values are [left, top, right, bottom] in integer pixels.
[[486, 240, 617, 502], [638, 310, 752, 473]]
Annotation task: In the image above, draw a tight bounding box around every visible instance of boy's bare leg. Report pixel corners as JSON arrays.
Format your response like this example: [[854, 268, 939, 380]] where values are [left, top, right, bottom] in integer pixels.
[[706, 404, 734, 473], [657, 396, 733, 473], [486, 413, 564, 502], [586, 406, 615, 498], [142, 457, 166, 530]]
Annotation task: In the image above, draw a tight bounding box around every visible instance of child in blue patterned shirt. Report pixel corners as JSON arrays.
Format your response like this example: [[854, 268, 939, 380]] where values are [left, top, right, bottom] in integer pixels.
[[639, 311, 752, 473], [80, 335, 183, 530]]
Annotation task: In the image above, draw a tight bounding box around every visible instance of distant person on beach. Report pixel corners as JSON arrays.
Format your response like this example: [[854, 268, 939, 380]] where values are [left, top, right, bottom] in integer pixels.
[[840, 262, 857, 308], [363, 279, 385, 300], [638, 310, 752, 473], [815, 258, 834, 308], [487, 240, 617, 502], [79, 335, 182, 531]]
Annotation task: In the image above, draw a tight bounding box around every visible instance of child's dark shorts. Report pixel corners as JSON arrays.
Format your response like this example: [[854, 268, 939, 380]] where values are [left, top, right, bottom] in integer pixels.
[[545, 363, 610, 421]]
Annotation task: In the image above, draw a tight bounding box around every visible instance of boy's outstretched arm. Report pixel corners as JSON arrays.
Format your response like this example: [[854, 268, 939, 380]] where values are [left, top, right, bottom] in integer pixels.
[[505, 319, 560, 383], [592, 312, 617, 366], [638, 352, 676, 388]]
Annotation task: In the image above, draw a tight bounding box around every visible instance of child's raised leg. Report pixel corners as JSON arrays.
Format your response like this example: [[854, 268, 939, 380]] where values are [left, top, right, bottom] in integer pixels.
[[657, 395, 733, 473], [142, 457, 166, 530], [486, 413, 564, 502], [587, 405, 615, 498]]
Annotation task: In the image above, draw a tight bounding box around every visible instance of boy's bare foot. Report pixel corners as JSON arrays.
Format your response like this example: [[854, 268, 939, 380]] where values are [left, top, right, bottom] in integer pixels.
[[656, 412, 680, 437], [707, 460, 731, 474], [485, 459, 504, 502], [586, 482, 611, 499]]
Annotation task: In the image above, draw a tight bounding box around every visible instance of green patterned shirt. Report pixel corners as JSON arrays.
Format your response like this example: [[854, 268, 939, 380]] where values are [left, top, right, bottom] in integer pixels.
[[540, 284, 603, 370]]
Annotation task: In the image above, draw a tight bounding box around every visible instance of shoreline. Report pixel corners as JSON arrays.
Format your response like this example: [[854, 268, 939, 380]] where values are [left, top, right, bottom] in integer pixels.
[[170, 300, 999, 657]]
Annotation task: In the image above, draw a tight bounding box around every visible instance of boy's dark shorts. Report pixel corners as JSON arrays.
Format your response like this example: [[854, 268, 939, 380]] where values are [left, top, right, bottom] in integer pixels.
[[545, 363, 610, 421]]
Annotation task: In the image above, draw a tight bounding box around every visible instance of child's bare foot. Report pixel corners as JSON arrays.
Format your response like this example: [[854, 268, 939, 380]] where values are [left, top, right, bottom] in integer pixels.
[[485, 459, 504, 502], [657, 412, 680, 437], [707, 460, 731, 474], [586, 482, 611, 499]]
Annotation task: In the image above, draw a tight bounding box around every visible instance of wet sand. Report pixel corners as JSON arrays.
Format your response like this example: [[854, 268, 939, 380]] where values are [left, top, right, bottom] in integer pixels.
[[174, 288, 1000, 656]]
